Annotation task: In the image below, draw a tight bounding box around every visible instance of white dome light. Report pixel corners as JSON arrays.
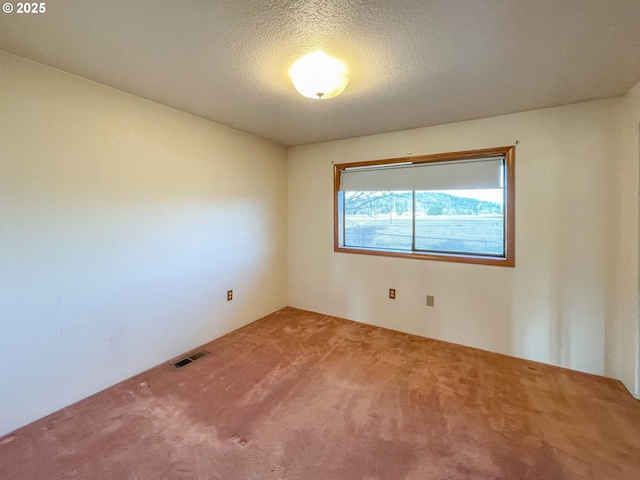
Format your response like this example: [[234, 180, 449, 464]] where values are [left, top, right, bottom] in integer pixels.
[[289, 51, 349, 100]]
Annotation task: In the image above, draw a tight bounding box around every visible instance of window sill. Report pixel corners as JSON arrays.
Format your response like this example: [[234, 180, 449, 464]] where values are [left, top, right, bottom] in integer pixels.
[[334, 245, 514, 267]]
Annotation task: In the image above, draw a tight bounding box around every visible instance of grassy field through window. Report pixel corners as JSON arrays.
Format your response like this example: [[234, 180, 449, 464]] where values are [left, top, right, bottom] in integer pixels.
[[344, 190, 504, 256]]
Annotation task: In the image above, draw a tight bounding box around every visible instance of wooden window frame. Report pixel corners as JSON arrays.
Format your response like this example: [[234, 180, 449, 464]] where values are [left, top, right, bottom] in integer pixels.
[[333, 146, 515, 267]]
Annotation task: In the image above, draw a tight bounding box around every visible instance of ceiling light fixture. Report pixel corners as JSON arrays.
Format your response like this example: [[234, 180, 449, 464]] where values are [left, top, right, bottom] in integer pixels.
[[289, 51, 349, 100]]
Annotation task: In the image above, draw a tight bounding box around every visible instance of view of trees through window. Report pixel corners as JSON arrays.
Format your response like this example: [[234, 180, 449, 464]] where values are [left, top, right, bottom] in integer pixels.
[[343, 190, 504, 256]]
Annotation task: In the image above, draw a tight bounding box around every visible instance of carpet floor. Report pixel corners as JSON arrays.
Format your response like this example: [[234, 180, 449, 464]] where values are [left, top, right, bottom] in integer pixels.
[[1, 307, 639, 479]]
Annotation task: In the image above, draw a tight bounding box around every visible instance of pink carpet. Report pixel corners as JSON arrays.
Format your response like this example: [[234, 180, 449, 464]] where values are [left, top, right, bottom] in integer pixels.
[[1, 307, 639, 479]]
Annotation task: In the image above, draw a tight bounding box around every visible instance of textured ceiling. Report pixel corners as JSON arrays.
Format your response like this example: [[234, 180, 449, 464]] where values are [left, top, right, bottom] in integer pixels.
[[1, 0, 639, 146]]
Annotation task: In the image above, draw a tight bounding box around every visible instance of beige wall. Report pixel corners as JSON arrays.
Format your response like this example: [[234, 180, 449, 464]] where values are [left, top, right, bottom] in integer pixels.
[[288, 98, 637, 392], [0, 51, 288, 436], [608, 82, 640, 397]]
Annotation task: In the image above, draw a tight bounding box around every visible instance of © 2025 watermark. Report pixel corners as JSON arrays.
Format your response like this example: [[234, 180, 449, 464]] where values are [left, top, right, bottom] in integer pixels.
[[3, 2, 47, 14]]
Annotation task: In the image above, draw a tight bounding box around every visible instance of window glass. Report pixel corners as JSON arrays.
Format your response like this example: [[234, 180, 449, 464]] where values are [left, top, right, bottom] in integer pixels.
[[414, 189, 504, 256], [344, 191, 413, 250]]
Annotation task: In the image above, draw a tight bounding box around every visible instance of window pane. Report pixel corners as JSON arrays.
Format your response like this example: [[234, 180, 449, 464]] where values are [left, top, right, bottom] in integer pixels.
[[344, 191, 413, 251], [414, 190, 504, 256]]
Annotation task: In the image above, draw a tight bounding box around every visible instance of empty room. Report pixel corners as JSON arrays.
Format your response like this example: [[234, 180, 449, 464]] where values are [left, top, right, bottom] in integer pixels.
[[1, 1, 640, 479]]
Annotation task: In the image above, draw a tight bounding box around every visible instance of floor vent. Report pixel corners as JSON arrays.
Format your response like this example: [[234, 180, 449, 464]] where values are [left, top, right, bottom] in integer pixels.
[[171, 350, 209, 369]]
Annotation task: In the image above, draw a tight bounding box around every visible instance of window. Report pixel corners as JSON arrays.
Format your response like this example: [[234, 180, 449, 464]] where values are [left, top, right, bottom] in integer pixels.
[[333, 146, 515, 266]]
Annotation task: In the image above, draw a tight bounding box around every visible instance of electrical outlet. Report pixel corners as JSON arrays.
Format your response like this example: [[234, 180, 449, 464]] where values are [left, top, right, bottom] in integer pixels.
[[389, 288, 396, 299], [227, 290, 233, 301], [426, 295, 434, 307]]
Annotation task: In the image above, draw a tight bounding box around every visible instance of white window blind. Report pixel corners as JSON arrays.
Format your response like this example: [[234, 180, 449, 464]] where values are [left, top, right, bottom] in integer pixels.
[[340, 157, 504, 192]]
